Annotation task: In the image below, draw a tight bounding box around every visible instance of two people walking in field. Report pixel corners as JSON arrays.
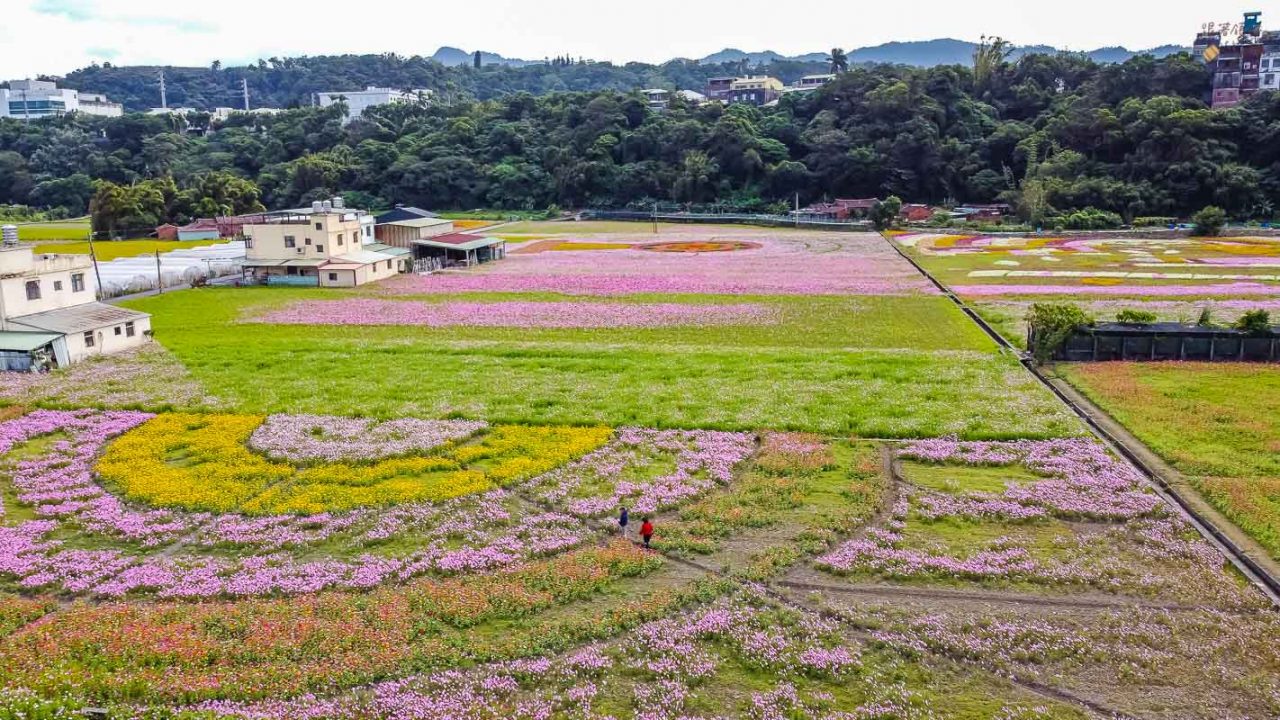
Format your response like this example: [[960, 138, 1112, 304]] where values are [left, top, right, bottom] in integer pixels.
[[618, 506, 655, 548]]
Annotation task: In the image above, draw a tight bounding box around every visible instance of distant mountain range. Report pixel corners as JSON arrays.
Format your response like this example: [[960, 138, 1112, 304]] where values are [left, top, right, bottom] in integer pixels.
[[430, 39, 1192, 69]]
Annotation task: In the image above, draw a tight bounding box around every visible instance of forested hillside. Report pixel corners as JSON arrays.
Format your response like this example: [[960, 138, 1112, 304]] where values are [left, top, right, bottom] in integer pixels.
[[4, 51, 1277, 230], [56, 56, 832, 112]]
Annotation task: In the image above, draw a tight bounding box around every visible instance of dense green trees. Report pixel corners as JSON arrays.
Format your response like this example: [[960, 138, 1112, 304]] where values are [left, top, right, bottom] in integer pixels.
[[88, 172, 265, 235], [5, 51, 1279, 223]]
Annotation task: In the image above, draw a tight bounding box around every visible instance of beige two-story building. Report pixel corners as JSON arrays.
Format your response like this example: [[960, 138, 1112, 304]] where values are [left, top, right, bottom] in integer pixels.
[[0, 232, 151, 372], [241, 199, 411, 287]]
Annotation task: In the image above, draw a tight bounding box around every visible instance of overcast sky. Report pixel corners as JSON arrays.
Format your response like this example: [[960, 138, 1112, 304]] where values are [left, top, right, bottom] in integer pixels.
[[0, 0, 1260, 78]]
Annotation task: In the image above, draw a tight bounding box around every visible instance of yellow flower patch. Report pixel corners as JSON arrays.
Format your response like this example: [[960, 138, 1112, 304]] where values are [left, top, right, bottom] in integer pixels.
[[96, 414, 614, 515]]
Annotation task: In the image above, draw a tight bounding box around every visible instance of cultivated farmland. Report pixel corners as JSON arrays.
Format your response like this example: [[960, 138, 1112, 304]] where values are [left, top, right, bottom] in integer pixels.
[[1, 224, 1277, 720]]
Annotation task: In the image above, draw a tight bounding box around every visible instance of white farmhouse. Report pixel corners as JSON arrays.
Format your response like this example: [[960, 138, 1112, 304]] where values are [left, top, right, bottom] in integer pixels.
[[0, 231, 150, 372]]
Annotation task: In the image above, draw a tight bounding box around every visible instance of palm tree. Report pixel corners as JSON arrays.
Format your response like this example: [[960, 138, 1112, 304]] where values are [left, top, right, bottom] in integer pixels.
[[973, 35, 1012, 90], [829, 48, 849, 74]]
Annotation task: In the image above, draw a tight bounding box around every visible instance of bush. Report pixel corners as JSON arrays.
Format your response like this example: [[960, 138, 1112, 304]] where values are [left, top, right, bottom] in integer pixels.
[[869, 196, 903, 230], [1192, 206, 1227, 237], [1116, 309, 1158, 324], [1133, 216, 1177, 228], [1026, 302, 1093, 365], [1235, 309, 1273, 336], [1197, 307, 1215, 327], [925, 211, 954, 227], [1061, 207, 1123, 230]]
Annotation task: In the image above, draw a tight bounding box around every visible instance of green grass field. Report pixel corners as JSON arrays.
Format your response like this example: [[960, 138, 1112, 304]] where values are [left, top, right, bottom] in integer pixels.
[[120, 287, 1080, 438], [1059, 362, 1280, 559], [32, 239, 221, 261], [10, 220, 91, 241]]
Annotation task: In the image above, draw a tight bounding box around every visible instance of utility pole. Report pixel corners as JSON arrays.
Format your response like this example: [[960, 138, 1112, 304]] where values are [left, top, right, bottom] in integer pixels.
[[242, 78, 250, 111], [652, 202, 658, 234], [86, 231, 105, 301], [155, 250, 164, 294], [159, 69, 167, 110], [795, 192, 800, 228]]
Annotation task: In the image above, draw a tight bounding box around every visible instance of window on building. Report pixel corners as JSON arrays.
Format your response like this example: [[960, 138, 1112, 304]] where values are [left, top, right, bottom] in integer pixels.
[[386, 260, 392, 270], [72, 273, 85, 292], [304, 238, 312, 246], [53, 280, 63, 291], [284, 236, 296, 248], [337, 234, 344, 246], [328, 272, 338, 281], [315, 223, 323, 231], [83, 331, 95, 348], [365, 227, 372, 238], [316, 244, 324, 252], [25, 281, 40, 300], [1268, 74, 1277, 85], [125, 322, 135, 337], [114, 326, 122, 336]]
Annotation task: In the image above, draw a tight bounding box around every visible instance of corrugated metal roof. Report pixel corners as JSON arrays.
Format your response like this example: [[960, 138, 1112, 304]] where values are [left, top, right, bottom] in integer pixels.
[[363, 243, 412, 256], [382, 217, 453, 229], [375, 207, 439, 224], [0, 331, 61, 352], [414, 233, 505, 252], [8, 303, 149, 334], [327, 250, 396, 265]]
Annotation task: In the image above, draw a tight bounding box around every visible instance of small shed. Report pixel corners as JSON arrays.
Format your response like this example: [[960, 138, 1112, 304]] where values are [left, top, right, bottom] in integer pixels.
[[178, 219, 222, 241], [412, 233, 507, 267], [1043, 322, 1280, 363], [155, 224, 180, 240], [0, 331, 62, 372]]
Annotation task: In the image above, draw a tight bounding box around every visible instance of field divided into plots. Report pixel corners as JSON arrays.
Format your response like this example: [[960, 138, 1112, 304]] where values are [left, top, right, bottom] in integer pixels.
[[1, 224, 1276, 719]]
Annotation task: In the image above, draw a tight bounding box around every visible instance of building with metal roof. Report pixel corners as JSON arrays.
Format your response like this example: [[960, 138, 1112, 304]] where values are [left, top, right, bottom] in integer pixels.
[[374, 215, 456, 249], [412, 233, 507, 267], [6, 302, 152, 366], [1, 239, 153, 370], [374, 206, 441, 224], [242, 200, 407, 287]]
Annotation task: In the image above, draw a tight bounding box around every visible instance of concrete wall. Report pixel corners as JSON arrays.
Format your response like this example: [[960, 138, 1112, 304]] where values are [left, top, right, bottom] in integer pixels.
[[63, 316, 151, 364], [245, 212, 365, 261], [0, 253, 96, 320]]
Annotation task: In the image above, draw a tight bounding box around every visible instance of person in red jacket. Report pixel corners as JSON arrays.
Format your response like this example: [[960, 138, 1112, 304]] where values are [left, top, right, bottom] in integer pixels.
[[640, 517, 654, 548]]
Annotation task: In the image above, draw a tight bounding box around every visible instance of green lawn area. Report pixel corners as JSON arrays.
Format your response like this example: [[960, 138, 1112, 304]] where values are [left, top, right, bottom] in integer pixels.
[[10, 220, 91, 241], [32, 239, 220, 261], [1058, 362, 1280, 559], [119, 287, 1080, 439]]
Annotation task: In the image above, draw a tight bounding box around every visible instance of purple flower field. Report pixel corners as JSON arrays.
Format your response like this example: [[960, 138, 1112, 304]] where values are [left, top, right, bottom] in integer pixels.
[[249, 414, 487, 462], [250, 298, 779, 329], [524, 427, 757, 516], [381, 234, 936, 297]]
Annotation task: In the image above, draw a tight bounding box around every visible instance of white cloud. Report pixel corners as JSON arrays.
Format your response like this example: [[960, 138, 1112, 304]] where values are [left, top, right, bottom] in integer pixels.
[[0, 0, 1247, 80]]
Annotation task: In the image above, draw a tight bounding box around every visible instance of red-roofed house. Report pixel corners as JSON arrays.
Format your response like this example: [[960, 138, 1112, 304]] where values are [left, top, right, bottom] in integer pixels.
[[899, 204, 935, 223], [796, 198, 881, 221]]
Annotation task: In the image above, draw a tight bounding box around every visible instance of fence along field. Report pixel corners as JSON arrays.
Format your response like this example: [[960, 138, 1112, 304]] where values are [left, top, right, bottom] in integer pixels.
[[0, 223, 1277, 719]]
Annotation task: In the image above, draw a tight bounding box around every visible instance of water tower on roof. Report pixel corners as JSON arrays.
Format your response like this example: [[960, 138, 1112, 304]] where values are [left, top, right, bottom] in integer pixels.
[[1244, 11, 1263, 39]]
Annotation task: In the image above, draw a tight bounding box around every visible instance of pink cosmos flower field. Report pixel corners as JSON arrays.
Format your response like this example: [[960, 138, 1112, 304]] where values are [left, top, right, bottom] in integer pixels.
[[382, 233, 936, 297], [251, 298, 778, 329]]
